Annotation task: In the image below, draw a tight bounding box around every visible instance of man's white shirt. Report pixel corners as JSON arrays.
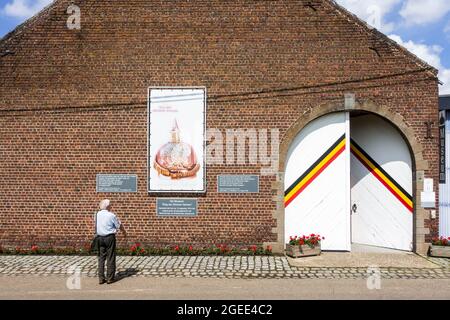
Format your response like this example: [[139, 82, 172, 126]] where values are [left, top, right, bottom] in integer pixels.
[[95, 210, 121, 236]]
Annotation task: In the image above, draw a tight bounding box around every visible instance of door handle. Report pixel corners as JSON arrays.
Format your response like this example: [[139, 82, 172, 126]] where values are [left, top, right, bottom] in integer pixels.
[[352, 204, 357, 213]]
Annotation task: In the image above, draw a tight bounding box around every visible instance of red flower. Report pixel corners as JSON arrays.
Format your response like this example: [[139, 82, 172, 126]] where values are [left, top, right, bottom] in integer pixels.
[[174, 245, 180, 251], [31, 245, 38, 252], [188, 245, 193, 251], [266, 245, 272, 252]]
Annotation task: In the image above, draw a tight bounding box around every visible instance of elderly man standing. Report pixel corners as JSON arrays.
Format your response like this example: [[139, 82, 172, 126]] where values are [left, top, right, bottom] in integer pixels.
[[95, 199, 126, 284]]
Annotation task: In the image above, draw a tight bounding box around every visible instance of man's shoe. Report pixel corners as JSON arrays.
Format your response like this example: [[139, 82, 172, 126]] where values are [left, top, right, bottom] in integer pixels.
[[107, 278, 115, 284], [99, 279, 106, 285]]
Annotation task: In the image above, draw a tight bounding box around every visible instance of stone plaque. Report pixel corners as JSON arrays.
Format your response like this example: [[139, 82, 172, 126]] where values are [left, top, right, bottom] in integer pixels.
[[421, 191, 435, 208], [156, 199, 198, 216], [217, 175, 259, 193], [96, 174, 138, 193]]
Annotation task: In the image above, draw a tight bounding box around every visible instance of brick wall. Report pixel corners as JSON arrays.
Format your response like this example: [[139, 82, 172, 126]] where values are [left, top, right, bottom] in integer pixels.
[[0, 0, 439, 249]]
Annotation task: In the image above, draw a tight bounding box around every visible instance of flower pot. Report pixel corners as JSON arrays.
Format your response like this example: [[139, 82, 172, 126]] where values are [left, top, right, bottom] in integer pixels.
[[285, 244, 321, 258], [429, 245, 450, 258]]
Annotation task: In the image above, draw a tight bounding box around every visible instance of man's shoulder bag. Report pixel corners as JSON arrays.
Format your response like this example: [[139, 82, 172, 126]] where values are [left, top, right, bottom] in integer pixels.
[[90, 212, 100, 253]]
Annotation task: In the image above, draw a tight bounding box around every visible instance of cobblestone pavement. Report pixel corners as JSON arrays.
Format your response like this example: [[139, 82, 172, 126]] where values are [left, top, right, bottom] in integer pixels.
[[0, 255, 449, 279], [428, 256, 450, 268]]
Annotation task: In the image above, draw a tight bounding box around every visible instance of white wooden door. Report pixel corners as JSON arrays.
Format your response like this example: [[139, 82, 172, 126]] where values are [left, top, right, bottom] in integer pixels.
[[350, 114, 413, 251], [285, 113, 351, 251]]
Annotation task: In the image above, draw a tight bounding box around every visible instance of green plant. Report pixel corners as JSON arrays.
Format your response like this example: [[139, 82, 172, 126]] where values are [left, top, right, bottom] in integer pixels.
[[432, 236, 450, 246], [130, 243, 146, 256], [30, 245, 39, 254]]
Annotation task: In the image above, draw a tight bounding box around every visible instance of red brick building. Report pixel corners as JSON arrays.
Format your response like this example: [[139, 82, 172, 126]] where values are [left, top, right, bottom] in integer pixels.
[[0, 0, 440, 254]]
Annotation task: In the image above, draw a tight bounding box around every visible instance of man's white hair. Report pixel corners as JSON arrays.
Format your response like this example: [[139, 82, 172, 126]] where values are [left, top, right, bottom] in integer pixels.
[[99, 199, 110, 210]]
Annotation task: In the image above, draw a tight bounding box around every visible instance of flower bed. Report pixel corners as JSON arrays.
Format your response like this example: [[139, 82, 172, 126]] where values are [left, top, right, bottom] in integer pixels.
[[0, 243, 274, 256], [429, 236, 450, 258], [128, 243, 273, 256]]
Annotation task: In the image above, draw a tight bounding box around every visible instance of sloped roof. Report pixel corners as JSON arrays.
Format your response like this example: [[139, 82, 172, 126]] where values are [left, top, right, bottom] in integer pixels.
[[0, 0, 57, 46], [326, 0, 437, 76], [0, 0, 439, 77]]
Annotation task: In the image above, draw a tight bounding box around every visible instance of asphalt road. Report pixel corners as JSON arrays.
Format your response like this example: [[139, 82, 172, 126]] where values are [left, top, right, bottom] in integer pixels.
[[0, 275, 449, 300]]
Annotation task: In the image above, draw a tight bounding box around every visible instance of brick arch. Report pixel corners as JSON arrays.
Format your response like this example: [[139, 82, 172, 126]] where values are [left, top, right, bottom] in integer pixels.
[[265, 99, 430, 255]]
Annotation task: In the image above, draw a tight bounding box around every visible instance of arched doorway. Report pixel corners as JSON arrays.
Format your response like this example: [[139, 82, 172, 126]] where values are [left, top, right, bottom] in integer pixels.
[[284, 110, 413, 252]]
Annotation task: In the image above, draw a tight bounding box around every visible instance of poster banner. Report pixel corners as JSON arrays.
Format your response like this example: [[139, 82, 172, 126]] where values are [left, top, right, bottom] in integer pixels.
[[148, 87, 206, 192]]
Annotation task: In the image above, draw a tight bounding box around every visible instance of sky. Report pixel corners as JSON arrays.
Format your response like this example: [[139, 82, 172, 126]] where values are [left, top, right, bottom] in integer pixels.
[[0, 0, 449, 94]]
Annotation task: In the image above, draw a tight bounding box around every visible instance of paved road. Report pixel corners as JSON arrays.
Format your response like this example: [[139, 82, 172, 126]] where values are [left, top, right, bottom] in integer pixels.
[[1, 255, 449, 279], [0, 275, 449, 300], [1, 255, 449, 300]]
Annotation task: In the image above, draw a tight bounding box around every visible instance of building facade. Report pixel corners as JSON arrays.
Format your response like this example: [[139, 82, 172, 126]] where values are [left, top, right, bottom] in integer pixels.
[[0, 0, 440, 254]]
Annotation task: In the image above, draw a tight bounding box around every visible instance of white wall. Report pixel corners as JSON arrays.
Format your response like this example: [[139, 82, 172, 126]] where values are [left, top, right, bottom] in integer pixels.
[[439, 110, 450, 237]]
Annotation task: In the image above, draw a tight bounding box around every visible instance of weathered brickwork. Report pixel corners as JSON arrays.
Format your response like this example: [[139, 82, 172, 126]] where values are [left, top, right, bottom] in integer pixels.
[[0, 0, 440, 251]]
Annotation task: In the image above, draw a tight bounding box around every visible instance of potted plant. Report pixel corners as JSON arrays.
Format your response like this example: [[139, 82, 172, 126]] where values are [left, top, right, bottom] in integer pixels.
[[286, 234, 324, 258], [429, 236, 450, 258]]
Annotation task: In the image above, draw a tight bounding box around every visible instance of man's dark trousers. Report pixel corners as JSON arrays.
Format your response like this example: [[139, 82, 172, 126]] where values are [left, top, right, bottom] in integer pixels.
[[98, 234, 116, 282]]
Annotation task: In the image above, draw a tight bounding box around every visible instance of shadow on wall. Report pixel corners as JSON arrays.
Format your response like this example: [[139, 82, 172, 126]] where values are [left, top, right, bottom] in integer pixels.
[[350, 112, 413, 189]]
